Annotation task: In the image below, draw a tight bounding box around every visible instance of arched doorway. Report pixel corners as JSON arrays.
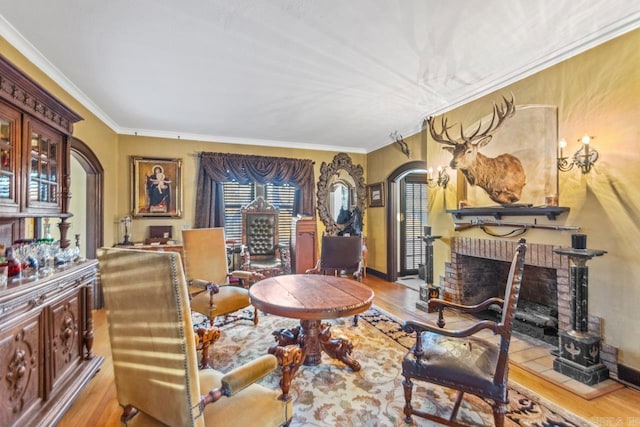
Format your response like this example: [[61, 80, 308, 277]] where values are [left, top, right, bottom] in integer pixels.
[[385, 160, 426, 283], [70, 138, 103, 259], [70, 138, 104, 307]]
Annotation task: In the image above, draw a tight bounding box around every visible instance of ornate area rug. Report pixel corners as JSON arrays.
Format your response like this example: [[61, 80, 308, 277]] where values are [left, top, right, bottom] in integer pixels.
[[199, 308, 593, 426]]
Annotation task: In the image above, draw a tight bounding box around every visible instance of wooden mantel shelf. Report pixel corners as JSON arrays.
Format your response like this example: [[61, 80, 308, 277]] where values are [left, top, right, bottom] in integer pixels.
[[446, 206, 570, 220]]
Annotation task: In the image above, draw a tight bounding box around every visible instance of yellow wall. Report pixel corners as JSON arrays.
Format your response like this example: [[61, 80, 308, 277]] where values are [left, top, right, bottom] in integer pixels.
[[367, 28, 640, 369], [116, 135, 365, 243]]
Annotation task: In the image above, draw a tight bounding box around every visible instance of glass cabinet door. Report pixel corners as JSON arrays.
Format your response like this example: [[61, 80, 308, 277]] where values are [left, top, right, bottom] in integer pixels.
[[0, 102, 21, 212], [27, 121, 63, 212]]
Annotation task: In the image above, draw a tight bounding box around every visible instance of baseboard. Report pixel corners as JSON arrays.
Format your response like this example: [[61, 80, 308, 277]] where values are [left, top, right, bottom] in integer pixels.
[[618, 363, 640, 390], [365, 268, 387, 280]]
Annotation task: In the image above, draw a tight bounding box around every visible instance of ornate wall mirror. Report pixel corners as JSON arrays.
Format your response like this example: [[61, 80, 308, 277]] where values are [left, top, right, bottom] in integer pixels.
[[317, 153, 366, 235]]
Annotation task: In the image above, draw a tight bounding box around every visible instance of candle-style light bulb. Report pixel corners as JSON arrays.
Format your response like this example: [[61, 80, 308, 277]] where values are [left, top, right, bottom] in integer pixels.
[[559, 138, 567, 158], [427, 167, 433, 180], [581, 135, 591, 157]]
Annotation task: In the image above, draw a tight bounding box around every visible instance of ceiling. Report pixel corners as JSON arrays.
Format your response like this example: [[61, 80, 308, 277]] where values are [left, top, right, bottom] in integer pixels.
[[1, 1, 638, 153]]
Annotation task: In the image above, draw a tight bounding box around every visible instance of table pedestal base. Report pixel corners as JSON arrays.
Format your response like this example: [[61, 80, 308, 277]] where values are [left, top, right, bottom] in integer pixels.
[[271, 319, 361, 371]]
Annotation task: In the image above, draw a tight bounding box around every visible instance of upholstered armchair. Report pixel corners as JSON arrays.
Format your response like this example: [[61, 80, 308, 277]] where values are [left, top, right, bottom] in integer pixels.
[[240, 196, 290, 277], [306, 235, 364, 325], [98, 248, 298, 426], [401, 238, 527, 427], [305, 235, 363, 281], [183, 228, 262, 327]]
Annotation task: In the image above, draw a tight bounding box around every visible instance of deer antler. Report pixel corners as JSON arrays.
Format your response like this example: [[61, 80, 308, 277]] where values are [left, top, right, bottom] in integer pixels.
[[460, 94, 516, 144], [427, 93, 516, 146], [427, 116, 459, 146]]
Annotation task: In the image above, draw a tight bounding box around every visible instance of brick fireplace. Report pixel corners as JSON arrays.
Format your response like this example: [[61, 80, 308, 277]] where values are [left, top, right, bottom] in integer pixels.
[[442, 237, 618, 376]]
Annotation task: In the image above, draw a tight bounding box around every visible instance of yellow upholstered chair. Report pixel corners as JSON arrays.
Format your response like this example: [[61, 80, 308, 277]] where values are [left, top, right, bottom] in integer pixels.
[[401, 238, 527, 427], [98, 248, 294, 427], [183, 227, 259, 326]]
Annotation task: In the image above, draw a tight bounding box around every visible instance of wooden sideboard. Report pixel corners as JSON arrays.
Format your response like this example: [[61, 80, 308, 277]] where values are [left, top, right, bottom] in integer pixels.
[[290, 216, 317, 273], [0, 260, 103, 427]]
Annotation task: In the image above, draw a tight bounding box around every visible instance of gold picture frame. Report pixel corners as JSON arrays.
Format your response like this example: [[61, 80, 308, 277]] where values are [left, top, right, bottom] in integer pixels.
[[367, 182, 384, 207], [131, 156, 182, 218]]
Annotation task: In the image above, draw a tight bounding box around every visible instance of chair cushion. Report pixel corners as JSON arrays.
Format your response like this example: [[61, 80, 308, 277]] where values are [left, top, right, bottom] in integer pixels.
[[190, 286, 251, 318], [247, 257, 282, 270], [402, 332, 501, 396]]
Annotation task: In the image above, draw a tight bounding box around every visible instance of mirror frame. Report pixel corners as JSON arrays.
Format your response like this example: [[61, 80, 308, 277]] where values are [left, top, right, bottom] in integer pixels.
[[316, 153, 366, 235]]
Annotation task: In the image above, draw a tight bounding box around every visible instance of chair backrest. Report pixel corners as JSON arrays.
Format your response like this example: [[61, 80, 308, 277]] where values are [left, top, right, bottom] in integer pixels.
[[98, 248, 204, 427], [182, 227, 230, 284], [493, 238, 527, 383], [241, 196, 280, 257], [319, 235, 362, 276]]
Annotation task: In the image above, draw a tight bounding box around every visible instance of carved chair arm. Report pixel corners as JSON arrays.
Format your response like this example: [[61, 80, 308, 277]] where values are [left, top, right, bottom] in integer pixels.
[[276, 244, 291, 273], [229, 270, 264, 287], [403, 319, 499, 338], [189, 279, 220, 294], [268, 344, 304, 401], [194, 325, 221, 369], [305, 259, 322, 274], [403, 319, 500, 358], [428, 297, 503, 327], [199, 354, 279, 410], [189, 279, 220, 309]]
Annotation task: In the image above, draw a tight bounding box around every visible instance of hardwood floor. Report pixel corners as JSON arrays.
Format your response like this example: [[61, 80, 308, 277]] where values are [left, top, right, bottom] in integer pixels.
[[59, 275, 640, 426]]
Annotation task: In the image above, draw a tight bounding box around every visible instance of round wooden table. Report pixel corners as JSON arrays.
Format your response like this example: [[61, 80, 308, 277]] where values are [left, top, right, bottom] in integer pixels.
[[249, 274, 374, 370]]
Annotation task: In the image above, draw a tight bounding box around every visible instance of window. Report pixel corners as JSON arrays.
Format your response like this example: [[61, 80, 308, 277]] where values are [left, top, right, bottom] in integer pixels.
[[264, 183, 295, 246], [222, 181, 255, 243], [222, 182, 295, 246], [400, 174, 427, 274]]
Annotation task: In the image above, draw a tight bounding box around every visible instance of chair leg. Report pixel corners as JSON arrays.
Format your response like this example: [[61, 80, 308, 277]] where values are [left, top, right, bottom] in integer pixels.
[[352, 314, 358, 326], [450, 391, 464, 423], [402, 376, 414, 423], [492, 401, 507, 427], [253, 306, 259, 325]]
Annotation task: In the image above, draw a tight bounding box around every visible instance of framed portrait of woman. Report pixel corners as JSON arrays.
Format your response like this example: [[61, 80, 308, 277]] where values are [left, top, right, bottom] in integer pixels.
[[131, 156, 183, 218]]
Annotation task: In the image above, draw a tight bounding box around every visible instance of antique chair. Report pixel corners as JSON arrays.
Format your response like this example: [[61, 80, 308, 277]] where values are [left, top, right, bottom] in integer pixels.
[[183, 227, 261, 326], [401, 238, 527, 427], [98, 248, 296, 427], [241, 196, 290, 277], [306, 234, 364, 325]]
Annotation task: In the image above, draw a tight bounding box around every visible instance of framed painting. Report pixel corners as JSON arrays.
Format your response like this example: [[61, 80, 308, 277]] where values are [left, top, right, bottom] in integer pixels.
[[131, 156, 183, 218], [367, 182, 384, 207], [454, 104, 558, 207]]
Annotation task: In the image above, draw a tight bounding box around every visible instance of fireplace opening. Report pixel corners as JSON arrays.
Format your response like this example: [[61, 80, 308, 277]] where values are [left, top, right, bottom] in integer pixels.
[[457, 255, 559, 346]]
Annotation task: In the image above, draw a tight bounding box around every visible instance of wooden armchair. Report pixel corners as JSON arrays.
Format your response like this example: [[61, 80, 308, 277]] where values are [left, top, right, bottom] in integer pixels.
[[98, 248, 298, 426], [401, 238, 527, 427], [241, 196, 290, 277], [183, 228, 262, 328]]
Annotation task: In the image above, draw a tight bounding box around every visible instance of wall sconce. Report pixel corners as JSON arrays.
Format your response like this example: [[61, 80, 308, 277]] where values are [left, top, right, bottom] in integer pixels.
[[427, 166, 449, 188], [558, 135, 599, 174]]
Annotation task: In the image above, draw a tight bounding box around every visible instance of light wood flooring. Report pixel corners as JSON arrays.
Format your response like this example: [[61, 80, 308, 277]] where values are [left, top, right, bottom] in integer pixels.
[[58, 275, 640, 426]]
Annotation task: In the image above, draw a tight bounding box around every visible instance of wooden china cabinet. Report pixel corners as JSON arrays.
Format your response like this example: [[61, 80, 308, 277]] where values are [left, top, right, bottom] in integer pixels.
[[0, 55, 103, 426]]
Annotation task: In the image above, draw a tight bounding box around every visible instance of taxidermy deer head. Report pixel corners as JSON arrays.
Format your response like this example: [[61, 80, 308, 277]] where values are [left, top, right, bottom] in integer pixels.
[[427, 94, 526, 205]]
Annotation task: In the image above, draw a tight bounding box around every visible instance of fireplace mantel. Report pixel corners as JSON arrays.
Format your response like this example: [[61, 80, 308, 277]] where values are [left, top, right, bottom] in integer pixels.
[[446, 206, 569, 220]]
